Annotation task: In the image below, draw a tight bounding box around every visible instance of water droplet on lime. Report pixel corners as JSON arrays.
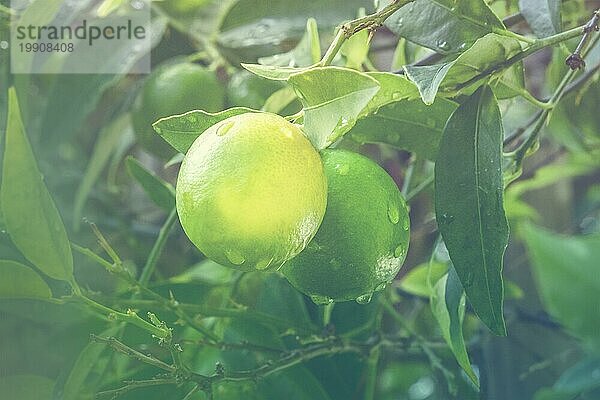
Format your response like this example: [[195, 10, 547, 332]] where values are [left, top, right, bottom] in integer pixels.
[[394, 244, 405, 258], [225, 249, 245, 265], [387, 204, 400, 224], [336, 163, 350, 176], [216, 121, 235, 137], [375, 282, 387, 292], [402, 218, 409, 231], [255, 258, 273, 270]]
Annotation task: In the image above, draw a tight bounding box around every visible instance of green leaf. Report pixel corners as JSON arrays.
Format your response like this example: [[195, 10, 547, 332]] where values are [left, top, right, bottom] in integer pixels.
[[404, 63, 455, 105], [435, 85, 508, 335], [1, 88, 73, 281], [519, 0, 561, 37], [62, 327, 120, 400], [347, 98, 457, 160], [0, 375, 55, 400], [341, 29, 370, 69], [534, 358, 600, 400], [0, 260, 52, 299], [126, 156, 175, 212], [385, 0, 505, 54], [405, 34, 523, 104], [152, 108, 257, 154], [364, 72, 420, 111], [217, 0, 373, 63], [258, 18, 321, 68], [523, 225, 600, 349], [73, 113, 131, 230], [288, 66, 380, 149], [431, 268, 479, 386], [399, 262, 447, 297], [242, 63, 308, 81]]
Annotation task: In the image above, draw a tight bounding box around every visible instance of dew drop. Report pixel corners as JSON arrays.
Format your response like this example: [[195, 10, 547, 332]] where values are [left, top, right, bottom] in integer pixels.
[[375, 282, 388, 292], [336, 163, 350, 176], [154, 126, 162, 134], [458, 42, 468, 51], [310, 295, 333, 305], [402, 218, 409, 231], [255, 258, 273, 270], [436, 40, 451, 51], [356, 293, 373, 304], [216, 121, 235, 137], [225, 249, 245, 265], [185, 114, 197, 123], [396, 17, 404, 28], [387, 204, 400, 224], [394, 244, 405, 258]]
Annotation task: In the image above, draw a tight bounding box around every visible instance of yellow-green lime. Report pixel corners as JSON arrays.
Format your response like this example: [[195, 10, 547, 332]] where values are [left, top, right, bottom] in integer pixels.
[[132, 62, 225, 159], [176, 112, 327, 271], [282, 149, 410, 304]]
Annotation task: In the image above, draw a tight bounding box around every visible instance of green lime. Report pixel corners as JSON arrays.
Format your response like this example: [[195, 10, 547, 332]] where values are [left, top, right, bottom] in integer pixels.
[[176, 112, 327, 271], [282, 149, 410, 304], [132, 62, 225, 159]]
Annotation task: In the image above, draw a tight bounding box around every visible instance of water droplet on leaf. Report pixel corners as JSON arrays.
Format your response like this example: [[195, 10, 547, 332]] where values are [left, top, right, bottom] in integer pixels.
[[356, 293, 373, 304], [311, 295, 333, 305]]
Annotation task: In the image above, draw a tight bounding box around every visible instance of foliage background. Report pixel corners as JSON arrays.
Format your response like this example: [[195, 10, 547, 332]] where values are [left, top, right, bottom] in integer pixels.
[[0, 0, 599, 399]]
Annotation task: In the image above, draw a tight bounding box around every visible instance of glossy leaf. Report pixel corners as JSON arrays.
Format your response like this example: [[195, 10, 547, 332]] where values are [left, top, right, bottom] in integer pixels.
[[348, 98, 457, 160], [431, 268, 479, 386], [364, 72, 420, 111], [73, 113, 131, 230], [385, 0, 505, 54], [1, 88, 73, 281], [126, 156, 175, 212], [152, 107, 257, 153], [288, 67, 380, 149], [519, 0, 561, 37], [405, 34, 523, 104], [435, 85, 508, 335], [0, 260, 52, 299], [0, 375, 55, 400], [523, 225, 600, 349]]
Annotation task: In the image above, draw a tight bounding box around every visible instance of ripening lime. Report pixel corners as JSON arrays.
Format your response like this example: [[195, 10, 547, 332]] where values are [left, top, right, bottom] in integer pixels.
[[132, 62, 225, 159], [281, 149, 410, 304], [176, 112, 327, 271]]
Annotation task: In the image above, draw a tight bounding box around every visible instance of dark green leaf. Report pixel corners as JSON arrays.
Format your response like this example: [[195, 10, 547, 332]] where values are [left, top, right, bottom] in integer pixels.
[[431, 267, 479, 386], [523, 225, 600, 349], [152, 108, 257, 154], [0, 260, 52, 299], [385, 0, 505, 54], [288, 67, 380, 149], [435, 85, 508, 335], [519, 0, 561, 37], [73, 113, 131, 230], [1, 88, 73, 281], [126, 157, 175, 212], [0, 375, 54, 400], [348, 98, 457, 160]]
